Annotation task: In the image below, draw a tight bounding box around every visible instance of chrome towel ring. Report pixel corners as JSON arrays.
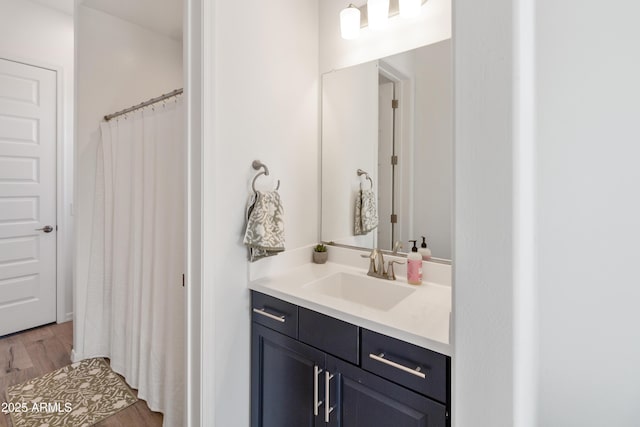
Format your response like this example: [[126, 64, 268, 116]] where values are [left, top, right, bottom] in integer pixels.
[[357, 168, 373, 189], [252, 160, 281, 193]]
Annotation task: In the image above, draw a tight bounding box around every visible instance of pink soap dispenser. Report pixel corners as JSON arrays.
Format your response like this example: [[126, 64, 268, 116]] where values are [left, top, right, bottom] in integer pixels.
[[407, 240, 423, 285]]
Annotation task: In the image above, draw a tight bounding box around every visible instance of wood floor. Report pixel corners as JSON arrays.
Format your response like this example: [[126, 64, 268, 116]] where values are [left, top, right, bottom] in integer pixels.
[[0, 322, 163, 427]]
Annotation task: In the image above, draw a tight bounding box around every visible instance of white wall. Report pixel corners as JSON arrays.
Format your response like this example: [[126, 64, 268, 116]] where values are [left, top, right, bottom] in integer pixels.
[[0, 0, 75, 323], [320, 0, 451, 73], [535, 1, 640, 425], [74, 5, 182, 357], [453, 0, 515, 424], [455, 0, 640, 426], [198, 0, 319, 425]]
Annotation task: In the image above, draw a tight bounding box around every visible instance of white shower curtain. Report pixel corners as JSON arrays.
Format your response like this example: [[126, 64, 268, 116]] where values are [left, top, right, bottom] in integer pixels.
[[81, 98, 185, 426]]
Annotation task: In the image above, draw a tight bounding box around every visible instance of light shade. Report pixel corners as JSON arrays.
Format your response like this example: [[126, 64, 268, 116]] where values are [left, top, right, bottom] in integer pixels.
[[340, 5, 361, 40], [367, 0, 389, 30], [399, 0, 422, 18]]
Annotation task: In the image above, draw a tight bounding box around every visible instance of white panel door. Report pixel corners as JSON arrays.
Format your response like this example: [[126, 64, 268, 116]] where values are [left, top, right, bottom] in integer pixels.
[[0, 58, 57, 336]]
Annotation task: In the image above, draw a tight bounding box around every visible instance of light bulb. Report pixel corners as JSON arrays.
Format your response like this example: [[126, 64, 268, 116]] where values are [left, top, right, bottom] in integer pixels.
[[399, 0, 422, 18], [367, 0, 389, 30], [340, 5, 361, 40]]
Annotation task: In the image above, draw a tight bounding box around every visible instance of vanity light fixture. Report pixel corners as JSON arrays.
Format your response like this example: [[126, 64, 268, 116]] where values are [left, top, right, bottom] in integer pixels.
[[340, 0, 428, 40], [399, 0, 422, 18], [367, 0, 390, 30], [340, 4, 361, 40]]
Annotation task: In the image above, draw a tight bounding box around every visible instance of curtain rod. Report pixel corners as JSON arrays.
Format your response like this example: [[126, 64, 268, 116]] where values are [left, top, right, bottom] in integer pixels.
[[103, 88, 184, 121]]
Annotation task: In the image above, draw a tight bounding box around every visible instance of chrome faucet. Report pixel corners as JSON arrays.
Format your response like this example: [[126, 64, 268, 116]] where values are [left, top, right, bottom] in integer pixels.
[[361, 248, 404, 281], [362, 248, 381, 276]]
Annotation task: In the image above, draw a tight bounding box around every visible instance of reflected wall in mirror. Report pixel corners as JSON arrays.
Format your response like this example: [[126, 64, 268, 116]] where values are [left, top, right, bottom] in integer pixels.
[[321, 39, 452, 260]]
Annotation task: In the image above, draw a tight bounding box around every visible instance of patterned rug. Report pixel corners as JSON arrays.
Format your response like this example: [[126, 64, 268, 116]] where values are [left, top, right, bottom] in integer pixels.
[[4, 358, 137, 427]]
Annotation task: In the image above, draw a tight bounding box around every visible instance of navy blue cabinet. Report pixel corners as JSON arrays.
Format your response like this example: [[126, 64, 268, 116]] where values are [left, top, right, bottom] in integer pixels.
[[252, 323, 326, 427], [326, 355, 446, 427], [251, 291, 450, 427]]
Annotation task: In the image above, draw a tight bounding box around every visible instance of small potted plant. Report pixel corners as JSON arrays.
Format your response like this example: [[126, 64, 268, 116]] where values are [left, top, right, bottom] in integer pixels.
[[313, 243, 328, 264]]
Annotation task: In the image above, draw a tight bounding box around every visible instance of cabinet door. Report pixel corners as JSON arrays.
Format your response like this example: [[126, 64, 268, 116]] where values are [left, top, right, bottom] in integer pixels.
[[252, 323, 326, 427], [326, 356, 447, 427]]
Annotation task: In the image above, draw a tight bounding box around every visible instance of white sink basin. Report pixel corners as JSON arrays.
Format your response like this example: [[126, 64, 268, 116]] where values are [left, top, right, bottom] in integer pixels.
[[304, 272, 415, 311]]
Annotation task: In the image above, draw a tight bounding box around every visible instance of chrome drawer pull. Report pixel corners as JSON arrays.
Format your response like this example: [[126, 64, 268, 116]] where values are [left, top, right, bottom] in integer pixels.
[[325, 371, 335, 422], [314, 365, 324, 416], [369, 353, 426, 379], [252, 308, 286, 323]]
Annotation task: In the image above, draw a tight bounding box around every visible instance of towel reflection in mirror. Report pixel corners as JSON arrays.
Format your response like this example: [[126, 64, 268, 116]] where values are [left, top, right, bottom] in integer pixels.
[[355, 188, 379, 236]]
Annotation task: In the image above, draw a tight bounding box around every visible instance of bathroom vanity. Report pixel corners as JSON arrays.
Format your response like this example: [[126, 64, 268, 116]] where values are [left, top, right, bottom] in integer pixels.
[[249, 262, 451, 427]]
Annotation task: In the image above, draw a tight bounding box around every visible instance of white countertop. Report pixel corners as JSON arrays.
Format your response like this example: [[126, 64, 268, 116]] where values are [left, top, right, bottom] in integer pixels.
[[248, 262, 452, 356]]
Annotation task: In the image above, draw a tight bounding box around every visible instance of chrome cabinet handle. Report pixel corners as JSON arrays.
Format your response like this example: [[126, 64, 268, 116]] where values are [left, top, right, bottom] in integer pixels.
[[36, 225, 53, 233], [325, 371, 335, 423], [369, 353, 426, 379], [252, 308, 285, 323], [314, 365, 323, 416]]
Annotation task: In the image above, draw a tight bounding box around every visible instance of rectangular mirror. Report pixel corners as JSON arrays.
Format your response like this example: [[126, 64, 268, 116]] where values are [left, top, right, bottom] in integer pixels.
[[321, 40, 452, 260]]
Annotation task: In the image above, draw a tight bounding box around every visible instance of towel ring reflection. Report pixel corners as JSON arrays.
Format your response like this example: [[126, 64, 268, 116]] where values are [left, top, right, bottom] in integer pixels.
[[252, 160, 280, 193], [357, 169, 373, 189]]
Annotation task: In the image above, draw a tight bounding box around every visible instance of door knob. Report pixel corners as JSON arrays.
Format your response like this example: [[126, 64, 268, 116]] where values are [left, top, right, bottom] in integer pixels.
[[36, 225, 54, 233]]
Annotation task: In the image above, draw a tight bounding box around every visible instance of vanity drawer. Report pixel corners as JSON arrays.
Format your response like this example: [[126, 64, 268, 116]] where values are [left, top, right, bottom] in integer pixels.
[[299, 307, 359, 364], [361, 329, 448, 404], [251, 291, 298, 339]]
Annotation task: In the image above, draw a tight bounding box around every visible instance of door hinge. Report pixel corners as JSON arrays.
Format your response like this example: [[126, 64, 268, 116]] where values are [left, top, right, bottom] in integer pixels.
[[390, 214, 398, 224], [182, 274, 185, 288], [392, 99, 399, 109], [391, 155, 398, 165]]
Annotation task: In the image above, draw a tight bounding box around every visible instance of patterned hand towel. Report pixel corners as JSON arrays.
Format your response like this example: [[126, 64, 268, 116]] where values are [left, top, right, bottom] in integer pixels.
[[244, 191, 285, 262], [354, 189, 378, 235]]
